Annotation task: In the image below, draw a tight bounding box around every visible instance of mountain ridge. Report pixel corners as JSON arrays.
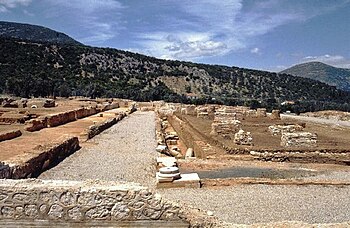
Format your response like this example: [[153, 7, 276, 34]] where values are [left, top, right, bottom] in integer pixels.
[[0, 21, 81, 45], [0, 22, 349, 112], [281, 62, 350, 91]]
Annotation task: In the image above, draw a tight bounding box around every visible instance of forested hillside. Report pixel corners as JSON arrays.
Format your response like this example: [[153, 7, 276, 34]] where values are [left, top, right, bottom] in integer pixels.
[[1, 37, 349, 113]]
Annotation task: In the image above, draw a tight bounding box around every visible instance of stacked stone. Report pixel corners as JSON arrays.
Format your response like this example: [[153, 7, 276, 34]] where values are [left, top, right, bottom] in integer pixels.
[[268, 124, 304, 136], [196, 106, 209, 118], [210, 109, 241, 137], [157, 167, 181, 183], [270, 110, 281, 120], [246, 109, 257, 117], [281, 132, 317, 147], [157, 107, 175, 117], [256, 108, 267, 117], [234, 129, 253, 145]]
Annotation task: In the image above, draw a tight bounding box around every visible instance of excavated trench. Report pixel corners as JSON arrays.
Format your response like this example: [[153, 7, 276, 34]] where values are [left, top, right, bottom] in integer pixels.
[[182, 166, 321, 180]]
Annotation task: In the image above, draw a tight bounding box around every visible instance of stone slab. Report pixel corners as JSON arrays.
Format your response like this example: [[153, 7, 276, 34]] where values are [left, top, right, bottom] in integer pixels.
[[157, 173, 201, 189]]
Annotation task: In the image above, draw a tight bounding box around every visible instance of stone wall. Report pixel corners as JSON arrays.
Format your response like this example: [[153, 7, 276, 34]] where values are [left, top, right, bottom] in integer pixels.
[[0, 136, 80, 179], [85, 114, 125, 140], [268, 124, 304, 136], [210, 111, 241, 138], [281, 132, 317, 148], [0, 179, 217, 226], [0, 130, 22, 142], [25, 107, 98, 132]]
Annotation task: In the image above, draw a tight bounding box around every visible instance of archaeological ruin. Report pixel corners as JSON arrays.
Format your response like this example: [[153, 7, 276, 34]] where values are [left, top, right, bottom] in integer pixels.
[[1, 97, 350, 226]]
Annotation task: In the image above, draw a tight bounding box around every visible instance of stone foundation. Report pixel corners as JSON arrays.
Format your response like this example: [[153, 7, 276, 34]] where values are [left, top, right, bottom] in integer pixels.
[[281, 132, 317, 148], [268, 124, 304, 136], [0, 136, 80, 179], [85, 114, 125, 140], [0, 130, 22, 142], [25, 107, 99, 132]]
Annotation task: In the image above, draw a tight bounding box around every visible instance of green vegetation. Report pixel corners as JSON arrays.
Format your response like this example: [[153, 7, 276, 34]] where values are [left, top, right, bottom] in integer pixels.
[[281, 62, 350, 91], [1, 37, 350, 112]]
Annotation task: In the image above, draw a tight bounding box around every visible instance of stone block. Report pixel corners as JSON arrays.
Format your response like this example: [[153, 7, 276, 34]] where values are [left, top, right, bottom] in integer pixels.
[[157, 173, 200, 188]]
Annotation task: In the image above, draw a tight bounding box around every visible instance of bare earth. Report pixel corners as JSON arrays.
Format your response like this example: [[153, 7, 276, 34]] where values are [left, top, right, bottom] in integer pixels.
[[39, 111, 158, 189]]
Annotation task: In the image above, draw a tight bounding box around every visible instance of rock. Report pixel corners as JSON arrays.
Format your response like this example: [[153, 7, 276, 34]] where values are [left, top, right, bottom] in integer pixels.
[[207, 211, 214, 216], [156, 145, 167, 153], [185, 148, 194, 158]]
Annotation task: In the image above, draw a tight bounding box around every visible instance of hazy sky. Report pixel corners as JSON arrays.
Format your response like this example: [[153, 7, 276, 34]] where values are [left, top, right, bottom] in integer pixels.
[[0, 0, 349, 71]]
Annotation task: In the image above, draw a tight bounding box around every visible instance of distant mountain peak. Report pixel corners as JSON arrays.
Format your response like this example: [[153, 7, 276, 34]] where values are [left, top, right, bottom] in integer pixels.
[[281, 61, 350, 91], [0, 21, 82, 45]]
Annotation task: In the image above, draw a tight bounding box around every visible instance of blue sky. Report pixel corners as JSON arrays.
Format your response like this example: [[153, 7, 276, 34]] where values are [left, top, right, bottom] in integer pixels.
[[0, 0, 349, 71]]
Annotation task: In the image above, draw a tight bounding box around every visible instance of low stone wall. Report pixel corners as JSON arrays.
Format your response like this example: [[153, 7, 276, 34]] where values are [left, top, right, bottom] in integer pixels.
[[97, 102, 120, 112], [0, 179, 217, 226], [85, 115, 124, 140], [281, 132, 317, 148], [0, 130, 22, 142], [75, 107, 98, 119], [268, 124, 304, 136], [0, 136, 80, 179], [25, 107, 99, 132], [250, 150, 350, 165], [25, 118, 47, 132]]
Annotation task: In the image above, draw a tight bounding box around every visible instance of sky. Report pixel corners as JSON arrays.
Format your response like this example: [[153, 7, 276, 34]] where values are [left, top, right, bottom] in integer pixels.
[[0, 0, 349, 71]]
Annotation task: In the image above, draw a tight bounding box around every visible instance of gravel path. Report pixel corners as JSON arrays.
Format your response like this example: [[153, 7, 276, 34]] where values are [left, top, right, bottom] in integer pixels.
[[281, 114, 350, 128], [39, 111, 158, 189], [158, 185, 350, 225]]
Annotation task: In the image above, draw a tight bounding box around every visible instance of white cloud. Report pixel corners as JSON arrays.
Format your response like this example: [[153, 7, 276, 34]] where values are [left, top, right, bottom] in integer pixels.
[[301, 54, 350, 68], [44, 0, 125, 44], [132, 0, 349, 61], [0, 0, 31, 12], [251, 47, 261, 54], [46, 0, 123, 14], [135, 0, 304, 60]]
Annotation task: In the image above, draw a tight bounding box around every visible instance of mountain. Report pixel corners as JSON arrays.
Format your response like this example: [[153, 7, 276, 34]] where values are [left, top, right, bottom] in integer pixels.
[[0, 30, 350, 112], [0, 21, 81, 45], [281, 62, 350, 91]]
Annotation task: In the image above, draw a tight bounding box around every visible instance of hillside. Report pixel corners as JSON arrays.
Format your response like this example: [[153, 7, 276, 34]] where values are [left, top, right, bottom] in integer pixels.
[[0, 21, 81, 45], [0, 37, 350, 112], [281, 62, 350, 91]]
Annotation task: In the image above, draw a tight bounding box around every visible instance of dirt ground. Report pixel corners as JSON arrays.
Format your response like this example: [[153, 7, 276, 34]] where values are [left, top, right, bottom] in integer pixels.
[[0, 98, 111, 133], [181, 114, 350, 151], [0, 97, 128, 162]]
